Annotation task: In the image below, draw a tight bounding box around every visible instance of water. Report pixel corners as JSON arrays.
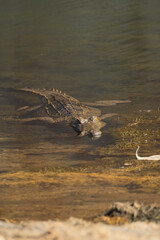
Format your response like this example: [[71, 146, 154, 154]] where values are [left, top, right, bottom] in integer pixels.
[[0, 0, 160, 221]]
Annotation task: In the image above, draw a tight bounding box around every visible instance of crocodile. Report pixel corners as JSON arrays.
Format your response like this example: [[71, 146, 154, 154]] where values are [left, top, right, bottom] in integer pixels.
[[13, 88, 108, 139]]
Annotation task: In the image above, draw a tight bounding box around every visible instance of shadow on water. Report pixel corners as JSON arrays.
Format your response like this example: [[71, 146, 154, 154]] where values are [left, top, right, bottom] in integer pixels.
[[0, 0, 160, 221]]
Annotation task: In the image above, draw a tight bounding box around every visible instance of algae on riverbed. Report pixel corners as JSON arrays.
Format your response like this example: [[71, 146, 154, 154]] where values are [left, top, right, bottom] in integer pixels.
[[0, 169, 160, 221], [89, 108, 160, 175], [0, 93, 159, 221]]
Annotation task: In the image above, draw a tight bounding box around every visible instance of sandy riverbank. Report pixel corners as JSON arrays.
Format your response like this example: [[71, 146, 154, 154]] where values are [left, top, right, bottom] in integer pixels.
[[0, 217, 160, 240]]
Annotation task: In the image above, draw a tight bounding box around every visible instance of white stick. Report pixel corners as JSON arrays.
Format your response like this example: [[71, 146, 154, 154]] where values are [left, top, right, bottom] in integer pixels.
[[136, 146, 160, 161]]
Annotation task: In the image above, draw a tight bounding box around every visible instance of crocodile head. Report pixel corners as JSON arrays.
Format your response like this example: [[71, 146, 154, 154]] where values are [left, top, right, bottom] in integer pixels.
[[72, 116, 106, 139]]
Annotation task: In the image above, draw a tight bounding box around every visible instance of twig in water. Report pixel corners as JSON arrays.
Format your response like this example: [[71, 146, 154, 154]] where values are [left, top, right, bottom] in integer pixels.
[[136, 146, 160, 161]]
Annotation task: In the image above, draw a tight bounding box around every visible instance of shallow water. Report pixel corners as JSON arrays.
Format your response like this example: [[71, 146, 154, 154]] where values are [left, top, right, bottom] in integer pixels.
[[0, 0, 160, 221]]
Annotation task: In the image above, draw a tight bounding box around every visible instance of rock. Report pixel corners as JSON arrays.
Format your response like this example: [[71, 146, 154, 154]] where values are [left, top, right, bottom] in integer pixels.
[[94, 202, 160, 224]]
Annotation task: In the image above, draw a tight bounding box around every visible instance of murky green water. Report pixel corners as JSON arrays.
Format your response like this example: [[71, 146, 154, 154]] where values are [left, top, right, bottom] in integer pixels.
[[0, 0, 160, 221]]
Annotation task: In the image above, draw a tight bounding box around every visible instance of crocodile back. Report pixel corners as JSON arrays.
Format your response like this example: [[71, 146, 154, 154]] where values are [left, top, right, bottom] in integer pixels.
[[20, 88, 101, 122]]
